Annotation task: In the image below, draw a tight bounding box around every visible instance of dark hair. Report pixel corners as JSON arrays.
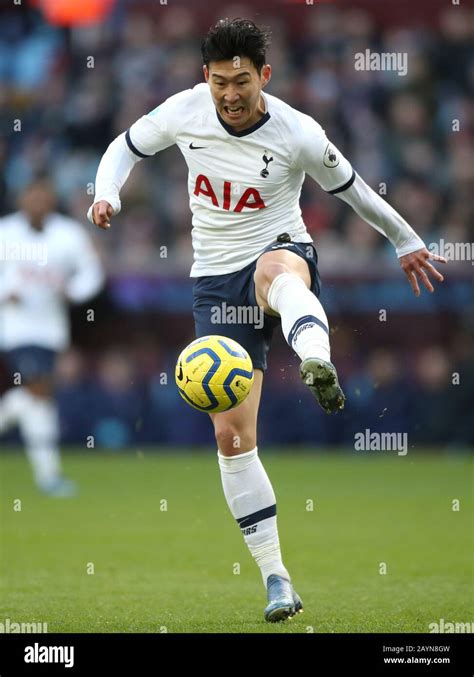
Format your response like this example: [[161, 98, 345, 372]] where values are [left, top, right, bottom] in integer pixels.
[[201, 18, 271, 73], [25, 171, 52, 188]]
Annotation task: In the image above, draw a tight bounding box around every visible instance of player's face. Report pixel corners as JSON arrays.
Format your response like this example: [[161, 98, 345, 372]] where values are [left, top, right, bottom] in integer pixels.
[[204, 58, 271, 132], [19, 182, 56, 228]]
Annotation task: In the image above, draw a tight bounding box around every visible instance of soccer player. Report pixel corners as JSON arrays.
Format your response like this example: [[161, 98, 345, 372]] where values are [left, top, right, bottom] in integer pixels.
[[0, 176, 104, 496], [87, 19, 446, 621]]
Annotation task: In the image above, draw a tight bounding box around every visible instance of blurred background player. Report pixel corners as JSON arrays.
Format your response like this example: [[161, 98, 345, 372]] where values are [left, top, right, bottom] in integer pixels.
[[0, 176, 104, 496]]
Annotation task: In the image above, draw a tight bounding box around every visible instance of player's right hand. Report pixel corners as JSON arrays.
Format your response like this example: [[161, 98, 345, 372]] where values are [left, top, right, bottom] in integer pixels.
[[92, 201, 113, 229]]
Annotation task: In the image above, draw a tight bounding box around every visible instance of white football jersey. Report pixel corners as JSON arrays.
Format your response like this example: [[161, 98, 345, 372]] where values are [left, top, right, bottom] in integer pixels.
[[125, 83, 354, 276], [0, 212, 104, 350]]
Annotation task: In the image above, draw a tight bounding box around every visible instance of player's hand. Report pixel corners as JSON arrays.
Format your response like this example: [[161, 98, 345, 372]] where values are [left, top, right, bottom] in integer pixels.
[[92, 201, 113, 230], [399, 247, 446, 297]]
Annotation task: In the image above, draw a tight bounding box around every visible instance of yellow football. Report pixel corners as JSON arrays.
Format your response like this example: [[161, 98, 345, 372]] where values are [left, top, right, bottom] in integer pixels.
[[175, 335, 254, 412]]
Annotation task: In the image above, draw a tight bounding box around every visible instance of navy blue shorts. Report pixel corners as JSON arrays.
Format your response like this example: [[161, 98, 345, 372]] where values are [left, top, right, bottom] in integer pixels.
[[3, 345, 57, 383], [192, 236, 322, 371]]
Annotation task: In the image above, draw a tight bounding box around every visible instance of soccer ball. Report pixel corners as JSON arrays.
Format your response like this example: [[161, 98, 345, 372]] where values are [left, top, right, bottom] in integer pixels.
[[175, 335, 254, 412]]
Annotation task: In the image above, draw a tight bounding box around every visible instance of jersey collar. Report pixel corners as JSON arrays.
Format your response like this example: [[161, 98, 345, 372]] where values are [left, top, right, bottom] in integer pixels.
[[216, 93, 271, 138]]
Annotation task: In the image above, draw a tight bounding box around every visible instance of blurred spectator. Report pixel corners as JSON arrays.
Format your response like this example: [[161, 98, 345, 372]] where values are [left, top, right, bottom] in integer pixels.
[[90, 350, 145, 448], [343, 348, 412, 444], [410, 346, 457, 446]]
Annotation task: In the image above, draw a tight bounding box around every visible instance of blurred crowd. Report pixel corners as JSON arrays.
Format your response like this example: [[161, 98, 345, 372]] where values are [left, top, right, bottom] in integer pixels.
[[1, 2, 473, 449], [0, 2, 473, 274], [2, 323, 471, 449], [54, 331, 474, 448]]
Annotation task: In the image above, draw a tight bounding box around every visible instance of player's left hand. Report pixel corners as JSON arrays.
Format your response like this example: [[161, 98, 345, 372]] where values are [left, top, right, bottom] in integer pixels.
[[399, 247, 446, 296]]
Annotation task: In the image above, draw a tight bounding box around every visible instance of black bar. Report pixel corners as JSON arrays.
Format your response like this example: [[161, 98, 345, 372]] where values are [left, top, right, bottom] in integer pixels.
[[0, 633, 472, 675]]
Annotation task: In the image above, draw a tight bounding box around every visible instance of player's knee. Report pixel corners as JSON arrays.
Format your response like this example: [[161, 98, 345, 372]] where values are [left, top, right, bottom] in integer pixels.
[[214, 421, 255, 456], [254, 262, 290, 299]]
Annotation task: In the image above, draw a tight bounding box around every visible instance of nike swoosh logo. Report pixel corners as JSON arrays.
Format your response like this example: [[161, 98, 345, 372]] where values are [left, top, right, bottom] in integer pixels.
[[177, 362, 184, 381], [189, 142, 207, 150]]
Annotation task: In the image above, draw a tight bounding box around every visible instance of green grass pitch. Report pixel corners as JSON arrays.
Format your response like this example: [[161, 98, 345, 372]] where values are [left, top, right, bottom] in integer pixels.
[[0, 449, 472, 633]]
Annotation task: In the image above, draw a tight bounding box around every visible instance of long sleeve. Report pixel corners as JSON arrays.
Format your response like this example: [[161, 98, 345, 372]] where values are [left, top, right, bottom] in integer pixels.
[[0, 263, 20, 304], [292, 110, 426, 258], [87, 133, 140, 223], [334, 173, 426, 257], [87, 89, 188, 224]]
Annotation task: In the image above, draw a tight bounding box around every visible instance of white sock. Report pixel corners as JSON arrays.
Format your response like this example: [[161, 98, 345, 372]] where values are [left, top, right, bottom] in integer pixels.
[[218, 447, 290, 586], [0, 387, 31, 433], [267, 272, 331, 362], [16, 392, 62, 488]]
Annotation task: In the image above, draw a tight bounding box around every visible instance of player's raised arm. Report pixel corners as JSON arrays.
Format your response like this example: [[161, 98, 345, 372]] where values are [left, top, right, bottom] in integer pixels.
[[87, 91, 185, 230], [332, 172, 446, 296], [294, 113, 446, 295], [88, 132, 143, 229]]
